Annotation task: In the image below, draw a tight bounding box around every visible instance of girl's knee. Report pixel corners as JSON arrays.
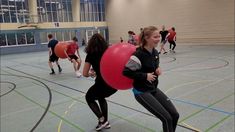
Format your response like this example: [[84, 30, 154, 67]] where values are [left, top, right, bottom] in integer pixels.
[[173, 112, 179, 120]]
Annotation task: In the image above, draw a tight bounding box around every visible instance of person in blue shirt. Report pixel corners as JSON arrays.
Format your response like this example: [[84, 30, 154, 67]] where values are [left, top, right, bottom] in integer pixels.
[[47, 34, 62, 75]]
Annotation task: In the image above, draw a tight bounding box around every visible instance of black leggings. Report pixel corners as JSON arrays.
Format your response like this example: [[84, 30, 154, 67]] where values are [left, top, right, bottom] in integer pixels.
[[85, 83, 117, 122], [135, 88, 179, 132], [169, 40, 176, 50]]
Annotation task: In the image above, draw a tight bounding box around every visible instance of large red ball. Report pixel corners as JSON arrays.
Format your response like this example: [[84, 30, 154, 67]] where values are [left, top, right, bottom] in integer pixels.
[[55, 42, 68, 59], [100, 43, 136, 90]]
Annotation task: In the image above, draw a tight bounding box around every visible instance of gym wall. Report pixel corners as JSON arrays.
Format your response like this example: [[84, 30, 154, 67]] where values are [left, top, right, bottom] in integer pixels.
[[106, 0, 234, 45]]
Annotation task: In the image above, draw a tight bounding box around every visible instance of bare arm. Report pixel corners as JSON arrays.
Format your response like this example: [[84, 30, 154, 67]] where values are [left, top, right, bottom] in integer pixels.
[[48, 48, 52, 56], [76, 49, 81, 59], [83, 62, 91, 77], [166, 33, 170, 40], [64, 47, 70, 60]]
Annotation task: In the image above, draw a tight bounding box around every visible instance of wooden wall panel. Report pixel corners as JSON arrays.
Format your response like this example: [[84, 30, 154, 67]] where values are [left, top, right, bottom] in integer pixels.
[[106, 0, 234, 45]]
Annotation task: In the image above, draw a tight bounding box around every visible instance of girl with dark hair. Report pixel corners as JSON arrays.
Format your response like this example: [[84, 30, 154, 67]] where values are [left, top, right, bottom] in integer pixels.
[[123, 26, 179, 132], [83, 33, 117, 131]]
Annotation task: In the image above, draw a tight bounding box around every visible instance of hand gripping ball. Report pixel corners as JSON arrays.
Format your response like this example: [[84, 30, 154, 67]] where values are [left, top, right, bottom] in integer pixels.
[[100, 43, 136, 90], [54, 42, 68, 59]]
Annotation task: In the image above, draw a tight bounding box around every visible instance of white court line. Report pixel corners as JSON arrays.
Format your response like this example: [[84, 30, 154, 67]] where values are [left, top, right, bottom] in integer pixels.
[[173, 74, 234, 99], [163, 53, 234, 74]]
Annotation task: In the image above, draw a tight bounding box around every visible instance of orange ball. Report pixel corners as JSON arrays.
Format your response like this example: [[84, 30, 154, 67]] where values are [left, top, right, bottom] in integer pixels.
[[54, 42, 68, 59]]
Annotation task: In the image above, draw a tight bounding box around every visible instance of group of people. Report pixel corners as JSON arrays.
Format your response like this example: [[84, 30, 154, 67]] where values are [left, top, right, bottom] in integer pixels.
[[47, 34, 82, 77], [159, 26, 177, 54], [125, 25, 177, 55], [47, 26, 179, 132]]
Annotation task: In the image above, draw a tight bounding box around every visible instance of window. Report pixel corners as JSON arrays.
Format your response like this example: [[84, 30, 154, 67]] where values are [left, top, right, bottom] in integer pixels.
[[40, 32, 49, 44], [80, 0, 105, 22], [17, 33, 26, 45], [26, 32, 35, 44], [0, 0, 29, 23], [55, 31, 63, 41], [7, 33, 16, 46], [64, 31, 71, 41], [0, 34, 7, 46], [71, 31, 76, 40], [37, 0, 73, 22]]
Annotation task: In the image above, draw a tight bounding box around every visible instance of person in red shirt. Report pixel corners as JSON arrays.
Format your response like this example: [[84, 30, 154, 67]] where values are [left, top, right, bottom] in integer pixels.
[[168, 27, 177, 53], [64, 37, 82, 77]]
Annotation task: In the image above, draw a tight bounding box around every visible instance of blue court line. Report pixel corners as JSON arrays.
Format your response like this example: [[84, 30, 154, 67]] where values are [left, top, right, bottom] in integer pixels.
[[170, 98, 235, 115]]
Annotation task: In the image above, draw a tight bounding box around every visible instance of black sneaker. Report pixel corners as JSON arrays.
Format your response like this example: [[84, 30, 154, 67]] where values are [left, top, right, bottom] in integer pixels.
[[49, 72, 55, 75], [95, 121, 109, 131], [163, 52, 167, 54], [58, 68, 62, 73]]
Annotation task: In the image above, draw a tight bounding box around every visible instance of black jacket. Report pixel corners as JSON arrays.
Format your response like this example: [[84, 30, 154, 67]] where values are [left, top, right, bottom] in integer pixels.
[[123, 47, 160, 92]]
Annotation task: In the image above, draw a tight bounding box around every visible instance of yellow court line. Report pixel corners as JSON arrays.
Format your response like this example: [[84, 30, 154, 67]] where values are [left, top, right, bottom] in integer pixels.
[[181, 122, 202, 132], [164, 80, 214, 132], [57, 100, 77, 132]]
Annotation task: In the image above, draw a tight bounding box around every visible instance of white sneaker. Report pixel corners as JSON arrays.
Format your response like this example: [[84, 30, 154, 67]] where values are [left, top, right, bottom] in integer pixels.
[[95, 121, 109, 131], [76, 71, 82, 77]]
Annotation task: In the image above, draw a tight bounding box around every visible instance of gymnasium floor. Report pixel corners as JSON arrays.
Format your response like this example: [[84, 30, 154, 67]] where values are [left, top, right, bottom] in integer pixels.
[[1, 45, 234, 132]]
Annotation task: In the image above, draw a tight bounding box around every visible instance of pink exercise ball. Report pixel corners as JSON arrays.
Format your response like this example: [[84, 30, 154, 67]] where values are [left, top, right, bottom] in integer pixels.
[[100, 42, 136, 90]]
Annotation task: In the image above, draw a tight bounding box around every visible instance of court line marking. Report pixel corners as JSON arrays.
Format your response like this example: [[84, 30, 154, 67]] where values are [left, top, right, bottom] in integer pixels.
[[173, 74, 234, 99], [31, 79, 155, 132], [179, 92, 234, 123], [170, 98, 234, 115], [57, 100, 77, 132], [205, 115, 232, 132], [3, 67, 231, 131], [9, 86, 85, 132]]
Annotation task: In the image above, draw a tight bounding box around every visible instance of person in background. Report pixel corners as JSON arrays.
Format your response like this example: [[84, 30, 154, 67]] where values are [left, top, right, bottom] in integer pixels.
[[64, 37, 82, 77], [128, 31, 137, 45], [47, 34, 62, 75], [120, 37, 124, 43], [168, 27, 177, 53], [82, 38, 86, 46], [159, 25, 169, 54]]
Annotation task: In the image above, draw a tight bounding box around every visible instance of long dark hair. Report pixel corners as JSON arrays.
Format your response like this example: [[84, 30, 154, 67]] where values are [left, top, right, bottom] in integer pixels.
[[85, 33, 108, 54], [138, 26, 158, 47]]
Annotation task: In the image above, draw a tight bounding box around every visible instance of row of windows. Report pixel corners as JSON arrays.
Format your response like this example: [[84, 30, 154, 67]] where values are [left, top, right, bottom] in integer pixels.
[[37, 0, 73, 22], [0, 29, 106, 47], [0, 31, 76, 47], [0, 0, 105, 23], [0, 0, 30, 23], [0, 32, 34, 46]]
